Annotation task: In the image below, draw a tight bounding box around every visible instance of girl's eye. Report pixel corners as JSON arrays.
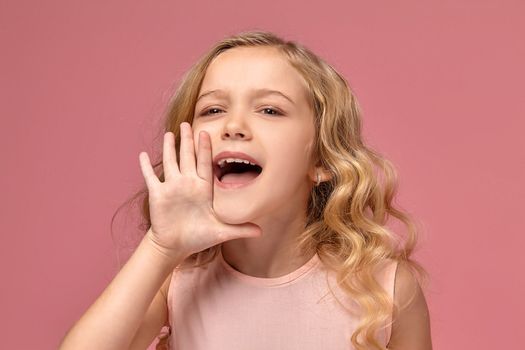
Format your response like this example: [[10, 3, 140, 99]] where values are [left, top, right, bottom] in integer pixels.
[[199, 107, 283, 116], [261, 107, 282, 116], [200, 107, 224, 116]]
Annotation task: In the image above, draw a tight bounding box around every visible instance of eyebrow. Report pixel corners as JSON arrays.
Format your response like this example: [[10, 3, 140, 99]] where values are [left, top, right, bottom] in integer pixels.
[[196, 88, 295, 105]]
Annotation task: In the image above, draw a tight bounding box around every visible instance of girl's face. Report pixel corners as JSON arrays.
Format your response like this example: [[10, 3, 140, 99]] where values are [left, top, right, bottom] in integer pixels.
[[192, 46, 317, 225]]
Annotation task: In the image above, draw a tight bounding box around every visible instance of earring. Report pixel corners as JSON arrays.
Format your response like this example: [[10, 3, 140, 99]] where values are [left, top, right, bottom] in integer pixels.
[[316, 171, 321, 186]]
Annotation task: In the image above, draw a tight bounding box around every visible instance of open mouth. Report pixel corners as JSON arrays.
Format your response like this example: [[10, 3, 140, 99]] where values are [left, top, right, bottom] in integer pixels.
[[214, 161, 263, 184]]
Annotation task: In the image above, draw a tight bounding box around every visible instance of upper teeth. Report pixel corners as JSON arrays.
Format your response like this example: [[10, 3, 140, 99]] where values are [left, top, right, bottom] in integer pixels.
[[217, 158, 257, 168]]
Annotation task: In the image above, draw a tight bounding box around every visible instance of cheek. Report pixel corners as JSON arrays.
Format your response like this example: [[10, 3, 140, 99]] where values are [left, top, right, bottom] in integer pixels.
[[273, 142, 313, 176]]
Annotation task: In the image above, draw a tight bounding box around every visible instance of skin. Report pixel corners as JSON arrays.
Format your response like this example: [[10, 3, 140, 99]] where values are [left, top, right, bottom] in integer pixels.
[[387, 263, 433, 349], [191, 46, 330, 278]]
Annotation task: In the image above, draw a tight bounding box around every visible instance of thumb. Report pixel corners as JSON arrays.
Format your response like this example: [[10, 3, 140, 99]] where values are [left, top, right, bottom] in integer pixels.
[[221, 222, 262, 240]]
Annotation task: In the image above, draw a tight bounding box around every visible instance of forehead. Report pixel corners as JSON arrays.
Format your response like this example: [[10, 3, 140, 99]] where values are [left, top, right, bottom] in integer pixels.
[[198, 46, 311, 104]]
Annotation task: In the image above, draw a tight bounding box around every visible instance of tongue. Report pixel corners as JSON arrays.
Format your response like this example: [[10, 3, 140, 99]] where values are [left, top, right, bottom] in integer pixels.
[[221, 171, 259, 184]]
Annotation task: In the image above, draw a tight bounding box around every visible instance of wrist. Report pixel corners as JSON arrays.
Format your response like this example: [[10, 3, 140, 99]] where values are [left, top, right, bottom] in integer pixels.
[[142, 229, 187, 269]]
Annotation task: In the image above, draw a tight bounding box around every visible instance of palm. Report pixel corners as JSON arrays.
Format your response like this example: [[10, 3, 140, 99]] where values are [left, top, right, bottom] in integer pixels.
[[139, 122, 261, 262]]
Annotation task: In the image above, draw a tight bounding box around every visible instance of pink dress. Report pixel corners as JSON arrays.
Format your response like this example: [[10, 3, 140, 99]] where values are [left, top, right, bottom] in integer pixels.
[[166, 247, 398, 349]]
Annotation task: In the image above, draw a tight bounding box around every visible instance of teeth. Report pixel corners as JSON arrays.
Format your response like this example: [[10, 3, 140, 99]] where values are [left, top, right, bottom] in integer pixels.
[[217, 158, 257, 168]]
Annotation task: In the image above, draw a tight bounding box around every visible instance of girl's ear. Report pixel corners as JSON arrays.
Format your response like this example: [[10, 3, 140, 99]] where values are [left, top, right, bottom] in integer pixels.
[[308, 166, 333, 184]]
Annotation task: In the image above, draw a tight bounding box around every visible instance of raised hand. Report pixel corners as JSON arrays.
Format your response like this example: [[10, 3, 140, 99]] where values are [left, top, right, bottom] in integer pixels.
[[138, 122, 262, 263]]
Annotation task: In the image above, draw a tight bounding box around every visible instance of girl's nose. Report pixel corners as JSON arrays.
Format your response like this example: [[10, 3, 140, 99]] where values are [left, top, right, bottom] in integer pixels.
[[221, 113, 251, 140], [223, 130, 246, 139]]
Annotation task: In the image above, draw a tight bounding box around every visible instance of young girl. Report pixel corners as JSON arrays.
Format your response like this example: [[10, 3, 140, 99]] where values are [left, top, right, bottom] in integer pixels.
[[60, 30, 432, 350]]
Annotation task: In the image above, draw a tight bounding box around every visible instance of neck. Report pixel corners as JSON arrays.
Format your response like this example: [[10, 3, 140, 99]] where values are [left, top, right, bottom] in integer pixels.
[[220, 214, 314, 278]]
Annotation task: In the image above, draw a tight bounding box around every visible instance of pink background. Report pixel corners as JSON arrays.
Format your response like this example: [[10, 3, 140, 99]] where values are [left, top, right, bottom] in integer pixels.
[[1, 1, 523, 349]]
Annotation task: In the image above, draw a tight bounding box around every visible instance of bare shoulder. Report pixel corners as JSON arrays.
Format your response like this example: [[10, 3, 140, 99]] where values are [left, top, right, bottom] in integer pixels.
[[128, 272, 173, 350], [387, 262, 433, 350], [160, 271, 173, 300]]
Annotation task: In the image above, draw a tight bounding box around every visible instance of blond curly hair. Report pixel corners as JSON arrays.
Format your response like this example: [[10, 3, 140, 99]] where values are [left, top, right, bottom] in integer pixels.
[[112, 30, 428, 350]]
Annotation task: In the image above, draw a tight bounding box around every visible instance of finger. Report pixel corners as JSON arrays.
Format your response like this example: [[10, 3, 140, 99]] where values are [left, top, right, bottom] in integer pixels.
[[139, 152, 160, 189], [222, 223, 263, 241], [163, 131, 179, 181], [196, 130, 213, 183], [179, 122, 197, 175]]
